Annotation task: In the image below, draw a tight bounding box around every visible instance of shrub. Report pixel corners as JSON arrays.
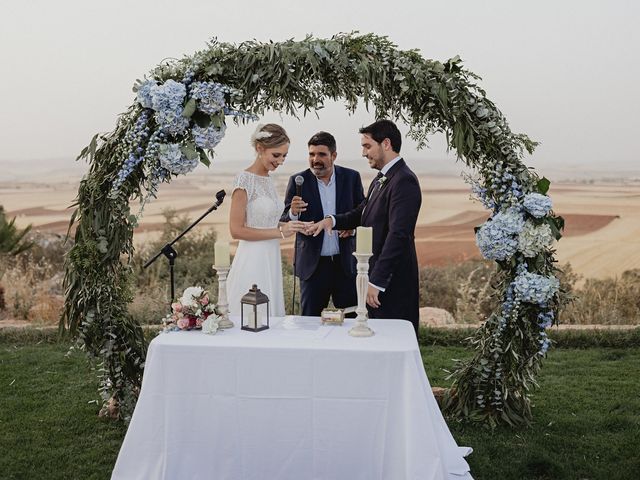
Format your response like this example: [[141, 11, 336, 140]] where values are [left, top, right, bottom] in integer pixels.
[[560, 269, 640, 325], [420, 259, 499, 322], [421, 261, 639, 325], [1, 240, 66, 324], [281, 259, 301, 315]]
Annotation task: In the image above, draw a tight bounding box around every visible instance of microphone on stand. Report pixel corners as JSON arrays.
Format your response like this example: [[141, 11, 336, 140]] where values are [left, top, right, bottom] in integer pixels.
[[214, 189, 226, 207], [291, 175, 304, 315], [143, 189, 227, 310]]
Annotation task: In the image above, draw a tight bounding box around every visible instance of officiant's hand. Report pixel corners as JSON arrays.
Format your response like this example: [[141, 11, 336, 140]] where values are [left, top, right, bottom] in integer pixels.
[[290, 196, 308, 216], [307, 217, 334, 237], [337, 229, 355, 238], [279, 221, 306, 238], [366, 285, 381, 308]]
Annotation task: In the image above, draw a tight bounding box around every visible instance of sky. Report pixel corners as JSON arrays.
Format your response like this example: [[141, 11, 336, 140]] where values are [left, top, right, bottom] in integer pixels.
[[1, 0, 638, 178]]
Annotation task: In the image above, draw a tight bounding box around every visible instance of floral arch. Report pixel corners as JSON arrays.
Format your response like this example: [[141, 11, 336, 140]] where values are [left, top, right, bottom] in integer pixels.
[[62, 33, 564, 425]]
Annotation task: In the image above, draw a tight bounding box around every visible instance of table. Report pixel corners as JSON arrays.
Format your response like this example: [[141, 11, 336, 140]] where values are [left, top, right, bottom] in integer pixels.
[[112, 317, 473, 479]]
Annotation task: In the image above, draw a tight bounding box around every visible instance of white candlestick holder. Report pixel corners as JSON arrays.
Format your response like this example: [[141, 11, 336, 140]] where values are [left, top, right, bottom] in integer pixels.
[[213, 265, 234, 329], [349, 252, 375, 337]]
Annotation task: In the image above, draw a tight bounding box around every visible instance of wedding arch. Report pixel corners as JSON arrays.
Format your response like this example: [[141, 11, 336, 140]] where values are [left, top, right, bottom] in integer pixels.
[[62, 32, 564, 425]]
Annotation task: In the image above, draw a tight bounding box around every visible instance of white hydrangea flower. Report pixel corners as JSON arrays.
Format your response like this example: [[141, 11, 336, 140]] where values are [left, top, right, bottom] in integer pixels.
[[180, 286, 204, 307], [518, 222, 554, 258], [202, 316, 219, 335]]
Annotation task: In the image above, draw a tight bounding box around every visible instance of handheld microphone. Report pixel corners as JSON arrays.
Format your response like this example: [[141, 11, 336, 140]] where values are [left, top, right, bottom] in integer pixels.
[[294, 175, 304, 196]]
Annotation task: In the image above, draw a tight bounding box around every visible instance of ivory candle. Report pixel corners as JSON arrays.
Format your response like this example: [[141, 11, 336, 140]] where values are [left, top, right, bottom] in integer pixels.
[[214, 241, 230, 267], [355, 227, 372, 254]]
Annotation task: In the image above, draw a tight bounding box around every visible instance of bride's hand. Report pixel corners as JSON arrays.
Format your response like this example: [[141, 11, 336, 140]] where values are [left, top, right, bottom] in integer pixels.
[[279, 221, 306, 238]]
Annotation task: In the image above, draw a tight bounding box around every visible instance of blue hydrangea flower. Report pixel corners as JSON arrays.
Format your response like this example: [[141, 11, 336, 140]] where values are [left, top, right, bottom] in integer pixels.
[[523, 193, 553, 218], [136, 80, 157, 109], [151, 79, 186, 111], [192, 124, 226, 149], [189, 82, 227, 115], [150, 80, 189, 135], [476, 208, 525, 260], [158, 143, 198, 175], [513, 269, 559, 304]]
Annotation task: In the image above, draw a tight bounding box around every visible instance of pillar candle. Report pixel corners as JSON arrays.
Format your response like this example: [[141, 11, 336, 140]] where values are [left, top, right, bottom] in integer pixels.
[[355, 227, 372, 254], [214, 241, 230, 267]]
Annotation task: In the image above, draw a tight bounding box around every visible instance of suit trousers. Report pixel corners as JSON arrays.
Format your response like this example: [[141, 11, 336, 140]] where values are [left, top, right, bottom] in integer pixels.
[[299, 256, 357, 317]]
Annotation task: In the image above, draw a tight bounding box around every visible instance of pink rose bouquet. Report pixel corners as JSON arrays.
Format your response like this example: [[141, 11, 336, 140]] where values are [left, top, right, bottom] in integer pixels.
[[163, 286, 220, 331]]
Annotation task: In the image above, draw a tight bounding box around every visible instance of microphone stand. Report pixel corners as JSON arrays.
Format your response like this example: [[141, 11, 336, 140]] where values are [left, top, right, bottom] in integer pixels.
[[290, 180, 304, 316], [143, 190, 226, 311], [291, 204, 300, 315], [292, 234, 298, 315]]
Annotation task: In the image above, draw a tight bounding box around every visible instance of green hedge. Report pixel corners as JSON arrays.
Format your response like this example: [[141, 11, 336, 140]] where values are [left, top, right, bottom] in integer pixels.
[[2, 325, 639, 349], [419, 326, 640, 349]]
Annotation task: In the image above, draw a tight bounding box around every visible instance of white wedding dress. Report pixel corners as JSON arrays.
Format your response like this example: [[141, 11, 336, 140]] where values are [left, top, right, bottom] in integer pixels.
[[226, 171, 286, 318]]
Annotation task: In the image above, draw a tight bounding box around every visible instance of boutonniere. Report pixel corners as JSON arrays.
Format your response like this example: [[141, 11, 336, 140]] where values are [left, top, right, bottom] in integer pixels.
[[377, 175, 388, 187]]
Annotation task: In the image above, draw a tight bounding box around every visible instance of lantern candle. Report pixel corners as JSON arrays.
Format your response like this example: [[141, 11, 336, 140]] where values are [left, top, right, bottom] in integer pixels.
[[355, 227, 372, 255], [214, 241, 230, 267]]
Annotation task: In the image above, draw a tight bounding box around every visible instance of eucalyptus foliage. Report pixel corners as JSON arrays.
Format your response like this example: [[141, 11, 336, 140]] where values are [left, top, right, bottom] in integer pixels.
[[63, 32, 564, 425]]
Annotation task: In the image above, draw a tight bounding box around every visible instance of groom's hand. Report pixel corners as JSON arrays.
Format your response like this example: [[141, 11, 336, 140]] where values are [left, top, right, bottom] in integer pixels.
[[307, 217, 333, 237], [337, 229, 355, 238], [366, 285, 381, 308]]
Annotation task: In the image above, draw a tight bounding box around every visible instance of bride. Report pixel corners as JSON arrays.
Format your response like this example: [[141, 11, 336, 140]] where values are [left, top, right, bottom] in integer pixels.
[[226, 124, 305, 318]]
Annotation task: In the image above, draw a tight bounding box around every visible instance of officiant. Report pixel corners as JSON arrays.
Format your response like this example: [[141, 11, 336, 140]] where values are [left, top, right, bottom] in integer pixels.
[[281, 131, 365, 316]]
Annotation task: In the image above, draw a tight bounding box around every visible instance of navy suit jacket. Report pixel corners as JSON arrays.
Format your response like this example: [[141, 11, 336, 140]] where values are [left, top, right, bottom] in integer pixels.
[[281, 165, 365, 281], [333, 159, 422, 328]]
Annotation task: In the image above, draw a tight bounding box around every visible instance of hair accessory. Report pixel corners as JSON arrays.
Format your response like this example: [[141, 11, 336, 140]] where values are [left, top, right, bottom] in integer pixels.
[[251, 124, 273, 144]]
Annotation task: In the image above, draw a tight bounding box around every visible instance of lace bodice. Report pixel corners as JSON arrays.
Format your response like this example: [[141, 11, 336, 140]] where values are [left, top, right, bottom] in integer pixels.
[[232, 171, 283, 229]]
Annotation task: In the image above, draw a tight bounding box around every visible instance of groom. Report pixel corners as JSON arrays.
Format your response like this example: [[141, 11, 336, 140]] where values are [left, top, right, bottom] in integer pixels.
[[308, 120, 422, 334]]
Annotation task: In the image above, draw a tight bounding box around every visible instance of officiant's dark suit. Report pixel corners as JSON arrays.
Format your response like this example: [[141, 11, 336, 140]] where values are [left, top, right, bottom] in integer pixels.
[[329, 120, 422, 334], [281, 132, 365, 316]]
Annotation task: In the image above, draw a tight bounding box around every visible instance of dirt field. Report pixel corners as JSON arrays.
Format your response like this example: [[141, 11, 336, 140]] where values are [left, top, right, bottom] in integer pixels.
[[2, 169, 638, 280]]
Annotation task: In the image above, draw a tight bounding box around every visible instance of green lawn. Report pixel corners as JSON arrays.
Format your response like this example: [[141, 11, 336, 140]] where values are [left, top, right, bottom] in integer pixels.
[[1, 339, 639, 479], [421, 345, 640, 479]]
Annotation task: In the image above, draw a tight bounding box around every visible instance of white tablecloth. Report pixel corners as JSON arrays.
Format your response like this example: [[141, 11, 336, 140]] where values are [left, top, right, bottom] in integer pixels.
[[112, 317, 473, 480]]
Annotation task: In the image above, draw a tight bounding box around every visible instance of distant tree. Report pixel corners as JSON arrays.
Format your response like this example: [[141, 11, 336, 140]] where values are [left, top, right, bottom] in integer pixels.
[[0, 206, 33, 256], [0, 205, 33, 310]]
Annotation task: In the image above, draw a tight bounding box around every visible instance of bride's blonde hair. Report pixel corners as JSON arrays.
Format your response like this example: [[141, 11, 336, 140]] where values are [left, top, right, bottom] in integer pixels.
[[250, 123, 290, 149]]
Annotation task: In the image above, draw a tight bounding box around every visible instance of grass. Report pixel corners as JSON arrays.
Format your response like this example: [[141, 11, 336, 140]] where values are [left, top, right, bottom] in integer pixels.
[[1, 336, 639, 479], [0, 342, 126, 480], [422, 345, 640, 479]]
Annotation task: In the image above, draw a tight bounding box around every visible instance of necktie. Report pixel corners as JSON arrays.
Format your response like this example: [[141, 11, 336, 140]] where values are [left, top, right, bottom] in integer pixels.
[[369, 171, 384, 198]]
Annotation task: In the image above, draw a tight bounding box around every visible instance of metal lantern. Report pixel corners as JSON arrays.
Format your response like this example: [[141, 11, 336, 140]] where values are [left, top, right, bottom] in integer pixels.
[[240, 284, 270, 332]]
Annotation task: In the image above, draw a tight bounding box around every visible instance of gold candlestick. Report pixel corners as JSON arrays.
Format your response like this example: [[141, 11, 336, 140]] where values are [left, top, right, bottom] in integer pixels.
[[213, 265, 233, 329], [349, 252, 375, 337]]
